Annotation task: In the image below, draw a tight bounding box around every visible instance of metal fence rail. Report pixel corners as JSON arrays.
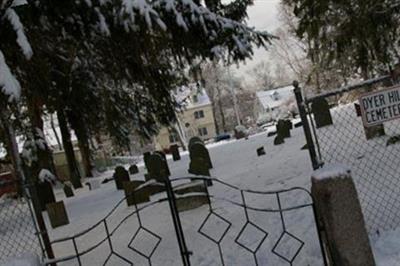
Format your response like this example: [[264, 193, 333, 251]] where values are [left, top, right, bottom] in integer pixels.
[[295, 75, 400, 235], [0, 181, 44, 264]]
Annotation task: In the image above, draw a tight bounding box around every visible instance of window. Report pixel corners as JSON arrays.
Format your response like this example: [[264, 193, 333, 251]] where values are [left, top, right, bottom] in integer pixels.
[[198, 127, 208, 136], [192, 95, 198, 103], [194, 110, 205, 119], [169, 133, 179, 143]]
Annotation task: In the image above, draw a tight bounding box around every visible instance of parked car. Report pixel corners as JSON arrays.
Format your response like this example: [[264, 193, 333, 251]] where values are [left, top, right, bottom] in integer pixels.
[[215, 133, 231, 142]]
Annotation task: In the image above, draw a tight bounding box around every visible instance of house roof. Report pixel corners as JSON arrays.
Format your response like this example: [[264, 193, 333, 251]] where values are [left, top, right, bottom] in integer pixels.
[[174, 83, 211, 109], [256, 85, 294, 110]]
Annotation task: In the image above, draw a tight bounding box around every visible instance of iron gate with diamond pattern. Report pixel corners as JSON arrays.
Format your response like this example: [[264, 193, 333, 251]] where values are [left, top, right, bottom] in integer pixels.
[[44, 176, 327, 266]]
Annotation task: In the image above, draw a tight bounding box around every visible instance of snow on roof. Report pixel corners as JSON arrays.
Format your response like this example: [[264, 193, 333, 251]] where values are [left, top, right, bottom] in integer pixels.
[[174, 83, 211, 109], [256, 85, 294, 110]]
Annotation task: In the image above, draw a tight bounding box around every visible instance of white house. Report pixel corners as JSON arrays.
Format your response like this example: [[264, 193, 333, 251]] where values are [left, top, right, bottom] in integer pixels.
[[255, 85, 297, 124]]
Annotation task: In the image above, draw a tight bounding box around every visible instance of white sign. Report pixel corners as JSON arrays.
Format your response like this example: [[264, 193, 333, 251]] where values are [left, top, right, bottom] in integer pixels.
[[359, 85, 400, 127]]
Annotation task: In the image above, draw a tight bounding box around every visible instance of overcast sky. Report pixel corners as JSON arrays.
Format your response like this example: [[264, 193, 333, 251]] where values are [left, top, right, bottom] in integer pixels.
[[235, 0, 282, 80]]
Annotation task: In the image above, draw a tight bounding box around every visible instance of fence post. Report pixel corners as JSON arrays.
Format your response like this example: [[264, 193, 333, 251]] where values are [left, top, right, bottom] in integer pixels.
[[293, 81, 320, 170], [164, 177, 191, 266], [311, 165, 375, 266], [26, 182, 55, 265]]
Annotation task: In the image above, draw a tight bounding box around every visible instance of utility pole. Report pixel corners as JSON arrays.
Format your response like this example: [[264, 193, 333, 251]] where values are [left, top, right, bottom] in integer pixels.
[[227, 65, 241, 126]]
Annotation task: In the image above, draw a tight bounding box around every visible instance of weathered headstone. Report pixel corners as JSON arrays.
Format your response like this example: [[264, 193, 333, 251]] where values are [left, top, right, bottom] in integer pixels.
[[256, 147, 266, 156], [364, 125, 385, 140], [189, 143, 213, 169], [46, 201, 69, 229], [129, 164, 139, 175], [276, 119, 291, 139], [274, 135, 285, 145], [188, 157, 212, 186], [170, 145, 181, 161], [37, 181, 56, 211], [113, 166, 130, 190], [312, 98, 333, 128], [143, 152, 151, 170], [176, 195, 209, 212], [189, 137, 203, 149], [123, 181, 149, 206], [63, 183, 74, 198], [146, 153, 170, 182]]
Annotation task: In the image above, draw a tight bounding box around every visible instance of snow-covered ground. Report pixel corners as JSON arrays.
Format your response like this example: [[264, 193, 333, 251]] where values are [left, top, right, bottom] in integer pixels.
[[3, 119, 398, 265], [45, 128, 326, 266]]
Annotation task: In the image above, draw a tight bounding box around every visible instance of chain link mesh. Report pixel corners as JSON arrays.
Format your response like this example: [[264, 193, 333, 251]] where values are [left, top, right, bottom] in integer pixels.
[[0, 183, 43, 264], [306, 81, 400, 235]]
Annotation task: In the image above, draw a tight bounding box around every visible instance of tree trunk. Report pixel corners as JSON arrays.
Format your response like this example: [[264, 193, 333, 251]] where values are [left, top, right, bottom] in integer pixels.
[[50, 113, 63, 150], [211, 101, 220, 135], [57, 109, 82, 188], [216, 87, 226, 132], [67, 112, 93, 178]]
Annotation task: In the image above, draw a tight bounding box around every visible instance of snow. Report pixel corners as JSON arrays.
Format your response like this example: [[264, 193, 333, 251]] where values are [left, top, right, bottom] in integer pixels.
[[45, 128, 326, 265], [3, 253, 42, 266], [0, 49, 21, 102], [38, 169, 56, 183], [311, 164, 351, 181], [256, 85, 294, 111], [4, 8, 33, 59], [372, 227, 400, 266]]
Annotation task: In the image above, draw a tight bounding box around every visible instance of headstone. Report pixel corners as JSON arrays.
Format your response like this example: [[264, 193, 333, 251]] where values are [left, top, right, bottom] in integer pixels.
[[354, 103, 362, 117], [267, 131, 277, 137], [143, 152, 151, 170], [189, 143, 213, 169], [123, 181, 149, 206], [257, 147, 266, 156], [301, 143, 308, 150], [276, 119, 291, 139], [188, 157, 212, 186], [46, 201, 69, 229], [364, 125, 385, 140], [63, 183, 74, 198], [146, 154, 170, 182], [312, 98, 333, 128], [176, 195, 209, 212], [274, 135, 285, 145], [113, 166, 130, 190], [37, 181, 56, 211], [129, 164, 139, 175], [154, 151, 170, 176], [174, 180, 207, 195], [189, 137, 203, 149], [170, 145, 181, 161], [294, 120, 303, 128]]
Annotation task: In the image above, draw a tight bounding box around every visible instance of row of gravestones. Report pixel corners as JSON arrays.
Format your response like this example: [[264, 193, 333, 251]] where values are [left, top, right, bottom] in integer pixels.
[[119, 138, 213, 211]]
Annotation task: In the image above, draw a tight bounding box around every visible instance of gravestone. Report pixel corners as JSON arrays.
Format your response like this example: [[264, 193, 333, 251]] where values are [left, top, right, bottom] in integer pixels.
[[274, 135, 285, 145], [146, 153, 170, 182], [143, 152, 151, 170], [294, 120, 303, 128], [267, 131, 277, 137], [129, 164, 139, 175], [37, 181, 56, 211], [46, 201, 69, 229], [276, 119, 291, 139], [113, 166, 130, 190], [170, 145, 181, 161], [123, 181, 149, 206], [189, 137, 203, 149], [312, 98, 333, 128], [176, 194, 209, 212], [188, 157, 212, 186], [154, 151, 170, 176], [189, 143, 213, 169], [63, 183, 74, 198], [257, 147, 266, 156], [354, 103, 362, 117]]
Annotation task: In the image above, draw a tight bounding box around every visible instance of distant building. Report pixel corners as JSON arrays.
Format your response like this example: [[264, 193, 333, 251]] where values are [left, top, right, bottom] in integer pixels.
[[255, 85, 297, 124], [155, 84, 217, 151]]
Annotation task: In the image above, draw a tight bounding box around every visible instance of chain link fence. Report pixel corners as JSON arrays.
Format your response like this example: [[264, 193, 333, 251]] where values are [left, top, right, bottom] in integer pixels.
[[302, 76, 400, 235], [0, 180, 44, 264]]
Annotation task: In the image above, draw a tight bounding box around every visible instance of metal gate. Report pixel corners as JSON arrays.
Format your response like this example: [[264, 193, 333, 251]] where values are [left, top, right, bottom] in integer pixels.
[[44, 176, 327, 266], [294, 74, 400, 235], [0, 179, 46, 264]]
